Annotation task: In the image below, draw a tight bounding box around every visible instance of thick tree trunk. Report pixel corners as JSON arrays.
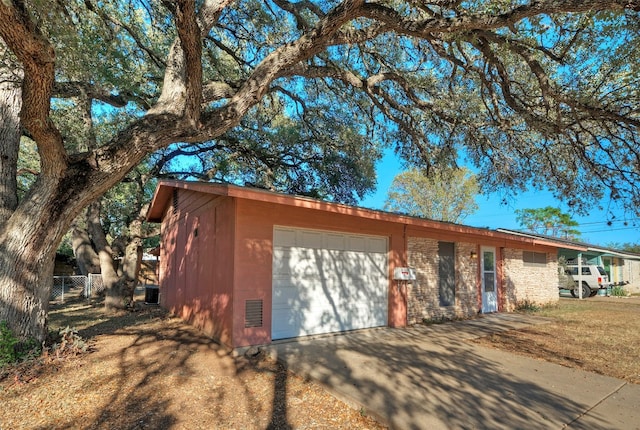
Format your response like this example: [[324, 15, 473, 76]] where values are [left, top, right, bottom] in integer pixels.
[[85, 201, 124, 310], [0, 239, 53, 343], [0, 65, 21, 224], [100, 216, 144, 310], [70, 219, 101, 275], [119, 216, 144, 305], [0, 178, 80, 341]]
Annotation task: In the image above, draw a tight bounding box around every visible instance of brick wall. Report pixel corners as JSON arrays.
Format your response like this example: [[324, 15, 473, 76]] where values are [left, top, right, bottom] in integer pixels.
[[456, 242, 479, 317], [624, 260, 640, 294], [502, 248, 559, 310], [406, 237, 479, 324]]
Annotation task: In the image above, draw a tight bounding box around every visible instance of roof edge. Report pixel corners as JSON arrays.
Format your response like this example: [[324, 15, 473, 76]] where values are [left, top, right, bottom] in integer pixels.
[[147, 181, 599, 250]]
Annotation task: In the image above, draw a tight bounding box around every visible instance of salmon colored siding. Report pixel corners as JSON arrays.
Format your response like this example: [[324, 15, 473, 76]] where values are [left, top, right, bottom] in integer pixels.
[[232, 199, 274, 346], [149, 181, 572, 348], [159, 190, 235, 346], [388, 232, 407, 327]]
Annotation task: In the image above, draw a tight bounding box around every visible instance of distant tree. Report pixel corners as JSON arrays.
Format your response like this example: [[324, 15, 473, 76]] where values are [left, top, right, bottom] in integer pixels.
[[515, 207, 581, 239], [606, 242, 640, 253], [384, 168, 479, 223]]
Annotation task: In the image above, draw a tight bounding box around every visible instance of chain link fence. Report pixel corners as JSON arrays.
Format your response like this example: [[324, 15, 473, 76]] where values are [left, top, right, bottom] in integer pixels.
[[50, 274, 107, 302], [51, 276, 88, 302], [87, 273, 104, 298]]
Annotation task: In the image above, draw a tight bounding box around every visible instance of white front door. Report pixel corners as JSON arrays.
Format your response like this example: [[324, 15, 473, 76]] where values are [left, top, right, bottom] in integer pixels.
[[481, 247, 498, 313]]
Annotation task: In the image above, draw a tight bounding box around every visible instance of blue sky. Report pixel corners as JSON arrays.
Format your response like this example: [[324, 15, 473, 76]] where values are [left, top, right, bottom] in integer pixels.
[[358, 151, 640, 247]]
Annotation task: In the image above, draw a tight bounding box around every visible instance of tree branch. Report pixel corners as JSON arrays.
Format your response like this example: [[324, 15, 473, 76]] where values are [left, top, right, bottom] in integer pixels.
[[174, 0, 202, 124], [53, 81, 129, 108], [0, 0, 67, 177], [360, 0, 639, 37]]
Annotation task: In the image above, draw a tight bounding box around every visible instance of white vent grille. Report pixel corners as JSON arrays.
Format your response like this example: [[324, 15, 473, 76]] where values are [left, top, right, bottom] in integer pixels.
[[245, 299, 263, 328]]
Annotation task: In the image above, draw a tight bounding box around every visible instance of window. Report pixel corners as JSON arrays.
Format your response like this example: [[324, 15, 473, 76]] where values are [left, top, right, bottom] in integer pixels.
[[438, 242, 455, 306], [523, 251, 546, 267], [567, 267, 591, 276]]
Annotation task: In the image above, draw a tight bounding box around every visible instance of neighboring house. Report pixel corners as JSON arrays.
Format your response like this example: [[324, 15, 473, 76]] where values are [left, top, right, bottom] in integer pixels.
[[147, 181, 581, 348], [497, 229, 640, 294]]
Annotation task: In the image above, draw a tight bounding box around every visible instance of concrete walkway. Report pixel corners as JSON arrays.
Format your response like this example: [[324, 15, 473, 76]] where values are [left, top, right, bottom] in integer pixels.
[[267, 314, 640, 429]]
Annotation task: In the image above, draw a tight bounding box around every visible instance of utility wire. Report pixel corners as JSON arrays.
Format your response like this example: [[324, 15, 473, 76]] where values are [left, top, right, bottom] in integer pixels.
[[577, 218, 640, 227], [580, 226, 640, 234]]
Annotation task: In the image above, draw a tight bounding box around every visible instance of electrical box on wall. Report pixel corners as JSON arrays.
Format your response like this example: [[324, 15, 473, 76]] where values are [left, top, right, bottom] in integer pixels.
[[393, 267, 416, 281]]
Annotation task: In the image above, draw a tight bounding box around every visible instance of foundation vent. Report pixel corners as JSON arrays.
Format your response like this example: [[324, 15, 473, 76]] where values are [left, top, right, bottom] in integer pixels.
[[245, 299, 263, 328]]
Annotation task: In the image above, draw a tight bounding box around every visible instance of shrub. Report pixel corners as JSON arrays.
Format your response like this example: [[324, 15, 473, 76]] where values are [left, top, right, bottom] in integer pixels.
[[0, 321, 19, 367], [422, 317, 446, 325], [515, 299, 541, 313], [610, 285, 627, 297], [0, 322, 43, 368], [50, 326, 87, 358]]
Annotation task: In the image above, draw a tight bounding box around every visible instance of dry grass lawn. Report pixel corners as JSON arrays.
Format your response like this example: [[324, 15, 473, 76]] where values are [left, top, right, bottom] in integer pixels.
[[0, 294, 386, 430], [3, 293, 640, 429], [474, 297, 640, 384]]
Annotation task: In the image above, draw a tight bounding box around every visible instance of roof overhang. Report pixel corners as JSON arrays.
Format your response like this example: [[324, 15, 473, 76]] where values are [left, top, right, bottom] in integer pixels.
[[496, 228, 640, 258], [147, 180, 581, 250], [589, 248, 640, 260]]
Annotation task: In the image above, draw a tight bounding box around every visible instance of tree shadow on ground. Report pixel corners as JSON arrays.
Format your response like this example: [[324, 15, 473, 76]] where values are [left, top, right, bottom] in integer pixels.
[[38, 296, 298, 430], [270, 317, 616, 430]]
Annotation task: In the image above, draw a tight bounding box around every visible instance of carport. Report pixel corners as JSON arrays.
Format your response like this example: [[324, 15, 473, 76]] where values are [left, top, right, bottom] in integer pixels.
[[498, 229, 640, 295]]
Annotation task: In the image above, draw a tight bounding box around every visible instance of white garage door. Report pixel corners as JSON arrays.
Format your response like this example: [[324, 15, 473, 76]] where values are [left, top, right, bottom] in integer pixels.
[[272, 226, 388, 340]]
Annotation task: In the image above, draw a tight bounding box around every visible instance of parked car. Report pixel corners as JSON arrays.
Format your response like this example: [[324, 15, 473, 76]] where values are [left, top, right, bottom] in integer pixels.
[[561, 263, 611, 298]]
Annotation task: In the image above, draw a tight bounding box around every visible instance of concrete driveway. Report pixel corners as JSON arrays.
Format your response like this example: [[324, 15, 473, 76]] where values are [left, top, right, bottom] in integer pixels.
[[267, 313, 640, 429]]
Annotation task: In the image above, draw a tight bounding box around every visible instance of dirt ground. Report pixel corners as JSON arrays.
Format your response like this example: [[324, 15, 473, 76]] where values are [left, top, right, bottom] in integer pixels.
[[4, 294, 639, 429], [0, 294, 386, 430]]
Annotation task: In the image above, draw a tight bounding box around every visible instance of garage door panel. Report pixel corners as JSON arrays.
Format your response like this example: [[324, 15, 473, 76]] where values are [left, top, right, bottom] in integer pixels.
[[348, 236, 366, 252], [273, 229, 297, 247], [301, 231, 323, 248], [271, 308, 303, 339], [272, 282, 301, 307], [272, 249, 294, 276], [272, 227, 388, 340], [368, 237, 387, 253], [326, 233, 346, 250]]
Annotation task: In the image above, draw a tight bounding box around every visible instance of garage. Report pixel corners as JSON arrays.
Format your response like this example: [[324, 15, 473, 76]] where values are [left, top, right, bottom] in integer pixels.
[[272, 226, 389, 340]]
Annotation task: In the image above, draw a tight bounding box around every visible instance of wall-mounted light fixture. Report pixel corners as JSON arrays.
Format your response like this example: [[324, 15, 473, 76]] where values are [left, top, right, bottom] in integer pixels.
[[470, 251, 478, 259]]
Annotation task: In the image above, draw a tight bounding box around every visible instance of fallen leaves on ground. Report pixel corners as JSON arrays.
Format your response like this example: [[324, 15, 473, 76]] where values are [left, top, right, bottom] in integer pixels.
[[1, 297, 386, 430]]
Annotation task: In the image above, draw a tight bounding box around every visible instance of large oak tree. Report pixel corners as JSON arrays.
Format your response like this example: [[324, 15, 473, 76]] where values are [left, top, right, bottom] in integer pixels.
[[1, 0, 639, 341]]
